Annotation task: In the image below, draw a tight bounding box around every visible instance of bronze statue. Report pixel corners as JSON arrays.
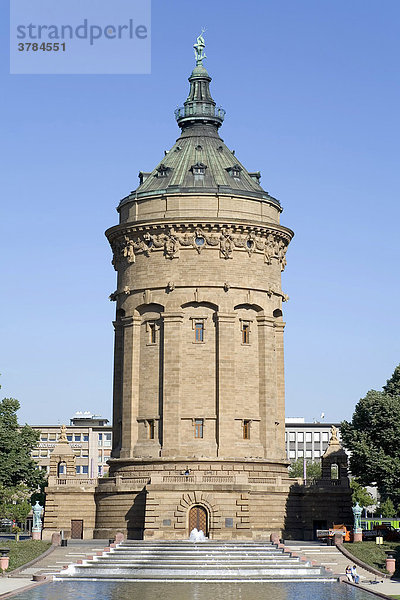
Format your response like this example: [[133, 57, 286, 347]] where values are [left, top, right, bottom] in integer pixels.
[[194, 29, 207, 66]]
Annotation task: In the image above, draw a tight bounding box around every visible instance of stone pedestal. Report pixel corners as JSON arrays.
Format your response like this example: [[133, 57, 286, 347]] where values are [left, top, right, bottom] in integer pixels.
[[32, 530, 41, 540], [0, 556, 9, 571], [334, 531, 344, 545], [353, 530, 362, 542], [386, 557, 396, 575]]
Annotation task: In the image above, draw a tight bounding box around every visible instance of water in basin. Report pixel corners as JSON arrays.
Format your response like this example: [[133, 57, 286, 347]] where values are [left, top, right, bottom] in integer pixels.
[[11, 581, 380, 600]]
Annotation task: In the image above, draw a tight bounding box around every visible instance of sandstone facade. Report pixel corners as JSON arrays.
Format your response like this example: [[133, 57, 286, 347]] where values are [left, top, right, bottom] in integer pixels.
[[93, 44, 295, 540], [43, 41, 351, 541]]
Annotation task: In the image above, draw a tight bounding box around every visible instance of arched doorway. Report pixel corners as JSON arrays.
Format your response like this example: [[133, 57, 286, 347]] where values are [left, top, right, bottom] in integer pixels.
[[189, 505, 208, 536]]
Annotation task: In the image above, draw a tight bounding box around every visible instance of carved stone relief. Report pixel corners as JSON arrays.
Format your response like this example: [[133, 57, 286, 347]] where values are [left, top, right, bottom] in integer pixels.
[[109, 224, 291, 271]]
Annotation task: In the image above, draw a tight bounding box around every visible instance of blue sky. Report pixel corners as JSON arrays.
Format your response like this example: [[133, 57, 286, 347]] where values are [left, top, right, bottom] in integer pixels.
[[1, 0, 399, 425]]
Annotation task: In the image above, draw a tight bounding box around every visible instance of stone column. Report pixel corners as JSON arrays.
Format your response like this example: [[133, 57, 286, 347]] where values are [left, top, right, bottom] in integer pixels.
[[216, 312, 237, 457], [111, 319, 124, 457], [161, 312, 184, 457], [274, 320, 286, 458], [257, 315, 278, 459], [120, 315, 141, 459]]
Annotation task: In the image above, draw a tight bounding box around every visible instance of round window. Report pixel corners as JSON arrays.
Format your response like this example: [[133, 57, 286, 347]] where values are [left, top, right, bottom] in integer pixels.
[[195, 237, 205, 246]]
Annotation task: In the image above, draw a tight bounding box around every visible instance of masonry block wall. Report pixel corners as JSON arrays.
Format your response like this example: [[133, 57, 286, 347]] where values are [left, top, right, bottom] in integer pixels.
[[95, 51, 296, 540]]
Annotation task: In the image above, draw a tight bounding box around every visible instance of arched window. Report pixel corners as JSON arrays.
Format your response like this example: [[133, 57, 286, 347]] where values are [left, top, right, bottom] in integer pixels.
[[57, 461, 67, 477]]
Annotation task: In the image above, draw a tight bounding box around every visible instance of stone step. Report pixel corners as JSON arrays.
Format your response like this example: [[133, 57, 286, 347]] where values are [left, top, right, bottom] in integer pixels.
[[61, 566, 325, 579], [88, 560, 302, 568], [111, 548, 289, 557], [119, 542, 277, 547], [56, 540, 333, 582]]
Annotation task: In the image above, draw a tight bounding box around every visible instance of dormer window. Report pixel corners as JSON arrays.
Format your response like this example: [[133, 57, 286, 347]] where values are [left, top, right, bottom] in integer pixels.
[[226, 164, 242, 179], [249, 171, 261, 184], [191, 162, 207, 176], [138, 171, 151, 185], [156, 163, 171, 178]]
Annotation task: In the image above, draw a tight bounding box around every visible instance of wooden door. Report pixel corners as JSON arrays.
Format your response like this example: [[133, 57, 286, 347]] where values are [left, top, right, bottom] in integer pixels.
[[189, 506, 208, 535], [71, 519, 83, 539]]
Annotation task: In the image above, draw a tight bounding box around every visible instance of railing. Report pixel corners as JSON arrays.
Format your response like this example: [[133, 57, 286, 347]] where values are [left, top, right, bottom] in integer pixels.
[[175, 104, 226, 122], [248, 478, 277, 484], [163, 476, 196, 483], [54, 473, 306, 488], [302, 478, 349, 488], [118, 477, 150, 485], [202, 476, 234, 483], [56, 478, 97, 486]]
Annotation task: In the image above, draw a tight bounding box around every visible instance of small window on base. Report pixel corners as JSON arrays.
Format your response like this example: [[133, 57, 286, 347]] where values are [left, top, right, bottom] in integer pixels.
[[148, 420, 155, 440], [195, 322, 204, 343], [194, 418, 204, 439], [242, 323, 250, 344], [243, 420, 251, 440], [149, 323, 156, 344]]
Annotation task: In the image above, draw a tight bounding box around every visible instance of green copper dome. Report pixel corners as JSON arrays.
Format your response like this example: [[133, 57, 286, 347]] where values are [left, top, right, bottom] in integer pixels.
[[122, 34, 279, 208]]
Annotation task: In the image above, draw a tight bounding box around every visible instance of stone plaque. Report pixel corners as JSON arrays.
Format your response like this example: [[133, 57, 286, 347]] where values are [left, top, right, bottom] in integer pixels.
[[225, 518, 233, 528]]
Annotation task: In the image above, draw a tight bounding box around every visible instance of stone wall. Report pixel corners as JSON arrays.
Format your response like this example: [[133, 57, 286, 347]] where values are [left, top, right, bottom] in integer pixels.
[[284, 480, 353, 540], [94, 459, 292, 540], [43, 478, 96, 540]]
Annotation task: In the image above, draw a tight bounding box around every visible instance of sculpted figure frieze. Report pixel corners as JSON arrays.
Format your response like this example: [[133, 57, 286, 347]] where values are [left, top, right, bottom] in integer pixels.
[[109, 224, 290, 269]]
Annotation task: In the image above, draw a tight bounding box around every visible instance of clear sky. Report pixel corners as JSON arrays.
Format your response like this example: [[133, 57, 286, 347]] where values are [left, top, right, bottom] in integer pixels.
[[1, 0, 399, 426]]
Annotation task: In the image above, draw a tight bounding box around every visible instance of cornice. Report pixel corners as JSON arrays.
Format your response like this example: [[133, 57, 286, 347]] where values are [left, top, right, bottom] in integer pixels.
[[106, 221, 293, 272]]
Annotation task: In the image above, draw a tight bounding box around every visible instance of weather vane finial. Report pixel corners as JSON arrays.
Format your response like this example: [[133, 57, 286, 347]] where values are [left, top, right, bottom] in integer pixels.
[[193, 28, 207, 66]]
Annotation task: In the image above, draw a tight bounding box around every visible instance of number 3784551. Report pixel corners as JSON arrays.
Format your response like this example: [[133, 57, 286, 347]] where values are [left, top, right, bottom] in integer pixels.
[[18, 42, 66, 51]]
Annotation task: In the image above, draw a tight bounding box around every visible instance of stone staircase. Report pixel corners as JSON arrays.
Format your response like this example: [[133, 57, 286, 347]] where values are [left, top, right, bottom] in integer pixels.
[[57, 540, 336, 581]]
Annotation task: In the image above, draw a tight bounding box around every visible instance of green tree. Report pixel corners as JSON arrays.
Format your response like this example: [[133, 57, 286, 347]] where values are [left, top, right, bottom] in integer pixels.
[[289, 458, 322, 479], [0, 484, 32, 522], [383, 365, 400, 397], [350, 479, 374, 508], [379, 498, 396, 518], [0, 396, 46, 522], [341, 365, 400, 507]]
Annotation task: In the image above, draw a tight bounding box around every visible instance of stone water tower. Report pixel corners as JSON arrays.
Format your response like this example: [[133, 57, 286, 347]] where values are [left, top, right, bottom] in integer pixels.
[[95, 35, 294, 539]]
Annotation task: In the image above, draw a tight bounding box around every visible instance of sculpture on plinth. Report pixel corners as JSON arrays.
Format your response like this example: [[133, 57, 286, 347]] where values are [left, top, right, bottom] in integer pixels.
[[32, 501, 43, 540], [352, 501, 363, 542], [352, 502, 362, 532]]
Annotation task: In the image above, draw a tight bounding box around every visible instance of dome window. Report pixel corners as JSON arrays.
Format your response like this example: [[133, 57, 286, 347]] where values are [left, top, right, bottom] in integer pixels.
[[156, 163, 171, 178], [191, 162, 207, 176], [138, 171, 151, 185], [226, 164, 242, 179], [249, 171, 261, 184]]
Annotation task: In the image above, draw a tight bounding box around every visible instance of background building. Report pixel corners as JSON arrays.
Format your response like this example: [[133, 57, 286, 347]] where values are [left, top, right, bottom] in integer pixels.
[[31, 412, 111, 478], [32, 416, 341, 474], [285, 418, 341, 462]]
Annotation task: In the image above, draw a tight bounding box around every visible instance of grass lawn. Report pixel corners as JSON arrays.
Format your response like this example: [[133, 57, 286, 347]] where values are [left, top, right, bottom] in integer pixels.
[[0, 539, 51, 571], [343, 541, 400, 578]]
